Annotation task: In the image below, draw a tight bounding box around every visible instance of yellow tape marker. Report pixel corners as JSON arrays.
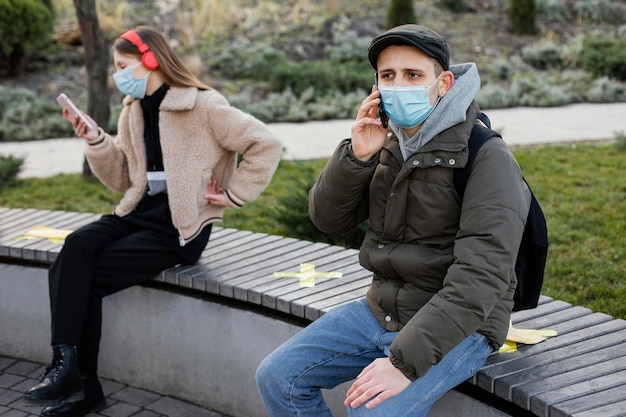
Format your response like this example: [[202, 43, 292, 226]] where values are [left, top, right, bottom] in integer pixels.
[[272, 263, 342, 287], [499, 321, 558, 353], [12, 225, 73, 244]]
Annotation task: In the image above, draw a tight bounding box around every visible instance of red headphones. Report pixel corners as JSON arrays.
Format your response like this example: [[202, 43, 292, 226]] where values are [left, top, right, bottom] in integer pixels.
[[120, 30, 159, 71]]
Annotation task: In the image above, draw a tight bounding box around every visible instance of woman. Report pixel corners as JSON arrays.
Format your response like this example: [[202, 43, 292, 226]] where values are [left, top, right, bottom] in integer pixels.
[[24, 26, 282, 417]]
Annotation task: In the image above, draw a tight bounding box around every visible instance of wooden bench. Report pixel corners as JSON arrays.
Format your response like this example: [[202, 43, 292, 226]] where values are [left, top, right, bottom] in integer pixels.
[[2, 207, 626, 417]]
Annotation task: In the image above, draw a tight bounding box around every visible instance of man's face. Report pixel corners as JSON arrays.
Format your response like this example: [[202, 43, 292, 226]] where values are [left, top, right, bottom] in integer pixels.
[[376, 45, 442, 104], [377, 45, 439, 86]]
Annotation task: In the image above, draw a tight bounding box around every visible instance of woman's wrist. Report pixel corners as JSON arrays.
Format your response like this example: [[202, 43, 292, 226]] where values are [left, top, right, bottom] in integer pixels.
[[86, 128, 106, 146]]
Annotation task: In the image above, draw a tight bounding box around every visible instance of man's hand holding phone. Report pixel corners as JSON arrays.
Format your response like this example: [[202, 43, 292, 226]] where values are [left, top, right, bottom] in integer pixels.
[[351, 83, 388, 162], [56, 93, 99, 141]]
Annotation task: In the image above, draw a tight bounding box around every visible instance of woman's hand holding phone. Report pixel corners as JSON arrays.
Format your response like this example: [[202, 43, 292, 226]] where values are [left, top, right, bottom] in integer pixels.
[[56, 93, 99, 141]]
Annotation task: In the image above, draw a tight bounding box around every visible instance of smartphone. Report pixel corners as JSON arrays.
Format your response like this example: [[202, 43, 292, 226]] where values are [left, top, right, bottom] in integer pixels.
[[374, 74, 389, 128], [56, 93, 98, 131]]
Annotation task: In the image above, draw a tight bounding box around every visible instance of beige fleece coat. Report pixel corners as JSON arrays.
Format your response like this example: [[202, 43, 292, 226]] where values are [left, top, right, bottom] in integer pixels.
[[85, 87, 282, 245]]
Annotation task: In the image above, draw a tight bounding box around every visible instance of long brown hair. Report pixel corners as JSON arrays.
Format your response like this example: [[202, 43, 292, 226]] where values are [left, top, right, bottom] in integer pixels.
[[113, 26, 211, 90]]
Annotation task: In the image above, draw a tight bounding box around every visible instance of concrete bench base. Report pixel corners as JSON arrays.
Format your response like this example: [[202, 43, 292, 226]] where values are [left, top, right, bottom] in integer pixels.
[[1, 262, 519, 417]]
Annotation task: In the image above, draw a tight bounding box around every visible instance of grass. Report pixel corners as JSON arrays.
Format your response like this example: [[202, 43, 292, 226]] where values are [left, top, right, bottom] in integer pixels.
[[2, 143, 626, 320]]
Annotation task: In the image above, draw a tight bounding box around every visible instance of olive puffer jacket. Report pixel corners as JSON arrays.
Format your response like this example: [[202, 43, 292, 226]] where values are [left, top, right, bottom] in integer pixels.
[[309, 102, 531, 381]]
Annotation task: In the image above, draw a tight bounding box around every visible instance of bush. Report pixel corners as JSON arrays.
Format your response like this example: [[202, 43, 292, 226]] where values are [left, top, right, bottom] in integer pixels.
[[269, 171, 367, 249], [0, 154, 24, 188], [585, 77, 626, 102], [476, 84, 516, 109], [271, 60, 372, 98], [521, 42, 564, 70], [491, 59, 516, 81], [581, 35, 626, 81], [0, 86, 73, 141], [0, 0, 54, 76], [207, 34, 372, 102], [324, 29, 372, 63], [537, 0, 572, 22], [511, 76, 574, 107], [574, 0, 626, 24], [228, 87, 365, 123], [614, 131, 626, 152], [207, 41, 288, 81]]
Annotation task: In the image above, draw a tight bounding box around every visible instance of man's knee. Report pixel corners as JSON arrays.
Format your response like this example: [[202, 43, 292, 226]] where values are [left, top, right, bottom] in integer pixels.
[[255, 354, 279, 392]]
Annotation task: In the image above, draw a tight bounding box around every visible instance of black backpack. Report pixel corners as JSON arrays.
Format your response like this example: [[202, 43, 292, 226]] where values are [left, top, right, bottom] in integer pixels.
[[454, 113, 548, 311]]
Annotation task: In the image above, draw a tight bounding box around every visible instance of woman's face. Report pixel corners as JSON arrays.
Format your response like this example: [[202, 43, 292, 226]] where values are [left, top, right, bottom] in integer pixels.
[[113, 50, 148, 77]]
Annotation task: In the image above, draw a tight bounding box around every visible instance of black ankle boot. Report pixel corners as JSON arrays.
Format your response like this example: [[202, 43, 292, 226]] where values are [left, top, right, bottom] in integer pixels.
[[41, 377, 105, 417], [23, 344, 83, 406]]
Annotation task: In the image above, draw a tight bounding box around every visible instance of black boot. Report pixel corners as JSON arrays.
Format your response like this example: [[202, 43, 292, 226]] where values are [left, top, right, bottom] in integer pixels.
[[23, 344, 83, 406], [41, 377, 105, 417]]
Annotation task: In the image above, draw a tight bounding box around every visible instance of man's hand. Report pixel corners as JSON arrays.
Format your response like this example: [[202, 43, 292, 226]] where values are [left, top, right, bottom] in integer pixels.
[[344, 357, 411, 410], [351, 85, 388, 162]]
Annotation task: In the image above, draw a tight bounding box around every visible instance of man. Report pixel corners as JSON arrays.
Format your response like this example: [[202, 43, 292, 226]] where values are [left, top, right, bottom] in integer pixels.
[[256, 24, 531, 416]]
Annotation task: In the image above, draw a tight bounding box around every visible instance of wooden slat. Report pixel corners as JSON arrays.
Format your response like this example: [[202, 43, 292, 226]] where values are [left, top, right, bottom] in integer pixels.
[[536, 376, 626, 417]]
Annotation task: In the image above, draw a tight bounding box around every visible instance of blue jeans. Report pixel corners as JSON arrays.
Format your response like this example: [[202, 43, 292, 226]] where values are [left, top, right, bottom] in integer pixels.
[[256, 298, 492, 417]]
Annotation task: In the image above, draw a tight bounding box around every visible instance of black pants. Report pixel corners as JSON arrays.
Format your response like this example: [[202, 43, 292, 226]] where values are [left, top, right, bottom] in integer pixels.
[[48, 196, 211, 380]]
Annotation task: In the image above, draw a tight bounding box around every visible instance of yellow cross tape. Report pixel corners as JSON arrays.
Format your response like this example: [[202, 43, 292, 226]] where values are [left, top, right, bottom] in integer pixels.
[[272, 263, 342, 287], [499, 321, 558, 353], [12, 225, 73, 244]]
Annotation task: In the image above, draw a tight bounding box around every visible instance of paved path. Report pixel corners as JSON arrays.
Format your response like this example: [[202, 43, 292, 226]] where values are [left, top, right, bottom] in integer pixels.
[[0, 355, 228, 417], [0, 102, 624, 178]]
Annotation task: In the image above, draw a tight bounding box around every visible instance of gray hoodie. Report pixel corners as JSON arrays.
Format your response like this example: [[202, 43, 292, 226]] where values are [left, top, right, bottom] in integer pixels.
[[391, 62, 481, 159]]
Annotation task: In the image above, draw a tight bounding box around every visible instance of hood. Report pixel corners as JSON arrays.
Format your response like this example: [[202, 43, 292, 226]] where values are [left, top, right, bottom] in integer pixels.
[[392, 62, 480, 159]]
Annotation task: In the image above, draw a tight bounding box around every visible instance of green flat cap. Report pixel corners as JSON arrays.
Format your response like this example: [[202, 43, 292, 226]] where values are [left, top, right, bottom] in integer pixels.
[[368, 24, 450, 70]]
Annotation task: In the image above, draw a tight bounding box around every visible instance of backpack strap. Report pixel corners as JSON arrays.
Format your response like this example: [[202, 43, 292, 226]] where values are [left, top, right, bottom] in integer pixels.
[[453, 113, 502, 198]]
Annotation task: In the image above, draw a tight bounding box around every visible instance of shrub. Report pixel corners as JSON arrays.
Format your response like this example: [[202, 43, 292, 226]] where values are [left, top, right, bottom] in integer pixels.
[[551, 69, 591, 102], [0, 154, 24, 188], [324, 29, 371, 63], [271, 60, 372, 98], [0, 0, 54, 76], [521, 42, 564, 70], [613, 131, 626, 152], [491, 59, 516, 81], [581, 35, 626, 81], [208, 35, 372, 102], [229, 88, 309, 123], [585, 77, 626, 102], [511, 76, 574, 107], [574, 0, 626, 24], [476, 84, 517, 109], [537, 0, 572, 22], [269, 171, 367, 249], [0, 86, 73, 141], [228, 87, 365, 123], [207, 40, 288, 81]]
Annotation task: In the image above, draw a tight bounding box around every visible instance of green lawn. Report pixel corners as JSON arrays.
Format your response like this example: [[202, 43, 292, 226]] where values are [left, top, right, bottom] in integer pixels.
[[1, 143, 625, 319]]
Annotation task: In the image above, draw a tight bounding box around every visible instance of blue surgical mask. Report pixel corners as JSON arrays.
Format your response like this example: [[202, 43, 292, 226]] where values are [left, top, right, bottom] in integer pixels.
[[378, 76, 441, 129], [113, 63, 150, 99]]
